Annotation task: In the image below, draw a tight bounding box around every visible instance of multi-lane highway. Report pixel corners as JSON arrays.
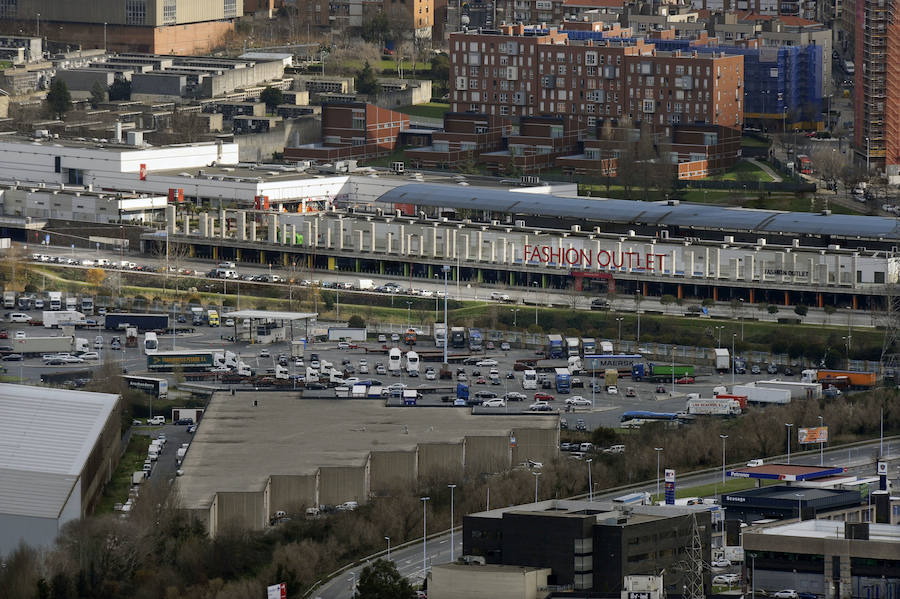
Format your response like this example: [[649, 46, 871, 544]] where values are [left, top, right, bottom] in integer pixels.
[[25, 245, 880, 329]]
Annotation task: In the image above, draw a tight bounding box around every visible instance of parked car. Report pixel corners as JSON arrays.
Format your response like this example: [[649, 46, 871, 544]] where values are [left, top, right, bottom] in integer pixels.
[[529, 401, 552, 411], [767, 363, 778, 374], [751, 364, 761, 375], [565, 396, 591, 406], [773, 591, 799, 599], [476, 359, 497, 367], [80, 351, 100, 361], [534, 392, 554, 401], [500, 342, 511, 351], [482, 398, 505, 408], [711, 558, 731, 568], [503, 392, 526, 402], [2, 353, 23, 361], [655, 385, 667, 394], [474, 390, 498, 399], [148, 416, 165, 425], [675, 376, 695, 384]]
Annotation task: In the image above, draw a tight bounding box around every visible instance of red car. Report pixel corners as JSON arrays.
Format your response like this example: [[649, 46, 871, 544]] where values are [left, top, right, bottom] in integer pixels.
[[675, 376, 696, 384], [0, 330, 7, 339], [534, 392, 554, 401], [475, 377, 487, 385]]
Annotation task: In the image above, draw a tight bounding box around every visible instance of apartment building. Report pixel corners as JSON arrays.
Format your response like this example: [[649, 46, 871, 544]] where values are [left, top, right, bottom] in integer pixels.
[[296, 0, 433, 40], [480, 115, 580, 173], [491, 0, 625, 28], [404, 112, 510, 168], [449, 24, 744, 133], [0, 0, 243, 54], [853, 0, 900, 172], [283, 102, 409, 162]]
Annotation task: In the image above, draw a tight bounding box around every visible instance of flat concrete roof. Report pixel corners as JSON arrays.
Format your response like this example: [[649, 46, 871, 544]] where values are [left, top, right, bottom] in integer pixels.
[[728, 463, 846, 482], [469, 498, 701, 523], [756, 519, 900, 542], [174, 393, 557, 510]]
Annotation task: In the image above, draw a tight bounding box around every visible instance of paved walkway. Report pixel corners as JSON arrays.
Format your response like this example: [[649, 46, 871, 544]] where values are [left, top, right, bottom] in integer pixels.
[[747, 158, 783, 182]]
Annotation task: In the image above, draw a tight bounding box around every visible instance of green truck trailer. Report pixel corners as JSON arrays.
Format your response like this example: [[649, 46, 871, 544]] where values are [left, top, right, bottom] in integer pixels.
[[147, 350, 220, 371]]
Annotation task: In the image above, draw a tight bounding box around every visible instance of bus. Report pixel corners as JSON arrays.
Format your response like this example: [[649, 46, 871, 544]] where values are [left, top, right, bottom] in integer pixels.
[[406, 350, 420, 376], [796, 154, 812, 175], [144, 332, 159, 355], [388, 347, 402, 373]]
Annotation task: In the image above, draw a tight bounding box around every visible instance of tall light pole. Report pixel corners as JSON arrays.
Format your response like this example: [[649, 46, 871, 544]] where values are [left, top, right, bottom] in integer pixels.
[[720, 434, 728, 484], [866, 136, 870, 172], [510, 308, 520, 327], [448, 484, 457, 563], [785, 423, 794, 463], [654, 447, 664, 501], [715, 325, 723, 348], [420, 496, 430, 579], [732, 333, 737, 385], [442, 265, 450, 366], [532, 471, 541, 503], [586, 458, 593, 502], [406, 301, 412, 329], [385, 536, 391, 561], [818, 415, 824, 466], [750, 553, 757, 599], [103, 22, 107, 50], [615, 317, 623, 350], [795, 492, 804, 520]]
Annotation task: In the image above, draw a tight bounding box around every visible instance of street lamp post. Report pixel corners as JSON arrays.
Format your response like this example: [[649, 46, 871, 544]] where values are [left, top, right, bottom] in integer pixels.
[[532, 471, 541, 503], [406, 301, 412, 329], [586, 458, 593, 502], [616, 317, 623, 350], [385, 536, 391, 561], [655, 447, 664, 501], [795, 493, 804, 520], [421, 497, 430, 579], [442, 265, 450, 366], [750, 553, 757, 599], [785, 423, 794, 464], [732, 333, 737, 385], [866, 136, 870, 172], [448, 484, 457, 563], [818, 415, 824, 466], [720, 434, 728, 484]]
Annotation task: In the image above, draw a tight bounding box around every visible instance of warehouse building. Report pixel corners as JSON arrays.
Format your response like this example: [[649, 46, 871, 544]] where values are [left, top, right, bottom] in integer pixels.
[[0, 384, 121, 554], [174, 394, 559, 536]]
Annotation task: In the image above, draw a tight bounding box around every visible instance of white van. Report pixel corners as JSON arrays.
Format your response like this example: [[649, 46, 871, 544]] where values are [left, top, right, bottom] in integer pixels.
[[215, 268, 238, 279], [8, 313, 31, 323]]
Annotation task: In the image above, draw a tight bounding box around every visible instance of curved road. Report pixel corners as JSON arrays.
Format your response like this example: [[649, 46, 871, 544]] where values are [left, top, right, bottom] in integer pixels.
[[312, 437, 898, 599]]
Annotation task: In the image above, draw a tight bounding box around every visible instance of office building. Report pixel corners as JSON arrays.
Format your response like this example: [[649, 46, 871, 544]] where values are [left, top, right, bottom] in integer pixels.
[[743, 520, 900, 599], [0, 384, 121, 554], [449, 24, 744, 133], [0, 0, 243, 54], [462, 498, 712, 593], [404, 112, 510, 168]]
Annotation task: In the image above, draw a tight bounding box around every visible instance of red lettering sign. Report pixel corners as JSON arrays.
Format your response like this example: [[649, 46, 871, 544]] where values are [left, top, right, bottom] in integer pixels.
[[523, 245, 667, 273]]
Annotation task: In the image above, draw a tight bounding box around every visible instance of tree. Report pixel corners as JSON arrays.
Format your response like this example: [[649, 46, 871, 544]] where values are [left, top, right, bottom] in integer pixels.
[[108, 79, 132, 101], [356, 61, 380, 96], [794, 304, 808, 317], [767, 304, 779, 315], [659, 294, 675, 314], [89, 81, 106, 108], [85, 268, 107, 289], [430, 53, 449, 85], [348, 314, 365, 328], [361, 12, 389, 46], [46, 79, 72, 119], [823, 304, 837, 325], [260, 86, 283, 113], [353, 559, 415, 599], [171, 108, 205, 143]]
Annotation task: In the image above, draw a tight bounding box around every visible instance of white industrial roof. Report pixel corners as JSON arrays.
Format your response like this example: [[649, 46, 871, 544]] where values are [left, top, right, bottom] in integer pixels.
[[759, 519, 900, 542], [222, 309, 318, 321], [0, 384, 119, 519]]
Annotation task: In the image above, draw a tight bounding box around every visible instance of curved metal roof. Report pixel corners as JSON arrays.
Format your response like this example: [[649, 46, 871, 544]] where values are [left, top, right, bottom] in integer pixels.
[[378, 184, 900, 241]]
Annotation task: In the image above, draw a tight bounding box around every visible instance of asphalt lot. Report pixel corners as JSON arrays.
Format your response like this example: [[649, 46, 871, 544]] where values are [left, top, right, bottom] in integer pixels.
[[6, 314, 800, 431]]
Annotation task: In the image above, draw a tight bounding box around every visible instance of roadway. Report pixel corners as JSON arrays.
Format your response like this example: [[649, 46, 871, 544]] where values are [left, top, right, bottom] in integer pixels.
[[26, 245, 881, 330], [312, 437, 898, 599]]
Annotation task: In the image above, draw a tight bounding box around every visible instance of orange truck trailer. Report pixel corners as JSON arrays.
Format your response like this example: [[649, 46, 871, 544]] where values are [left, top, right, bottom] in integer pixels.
[[816, 369, 877, 389]]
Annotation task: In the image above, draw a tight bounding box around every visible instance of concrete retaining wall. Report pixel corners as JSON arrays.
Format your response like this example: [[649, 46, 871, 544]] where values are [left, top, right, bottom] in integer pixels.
[[511, 427, 559, 466], [215, 491, 266, 532], [269, 474, 318, 513], [418, 442, 464, 482], [464, 436, 511, 475]]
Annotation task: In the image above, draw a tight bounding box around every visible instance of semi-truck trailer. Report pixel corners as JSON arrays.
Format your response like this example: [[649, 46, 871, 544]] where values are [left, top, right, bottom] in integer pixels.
[[714, 349, 730, 372], [48, 292, 62, 310], [686, 397, 742, 416], [81, 296, 94, 315], [804, 369, 876, 389], [555, 367, 571, 393], [42, 310, 87, 328], [13, 336, 85, 356], [104, 313, 168, 332], [122, 375, 169, 399], [756, 380, 823, 400], [434, 323, 447, 348], [147, 350, 220, 371], [583, 354, 643, 374], [547, 335, 564, 359], [3, 291, 14, 308], [450, 327, 467, 348], [731, 383, 791, 405], [565, 337, 580, 357], [636, 363, 695, 381], [581, 338, 596, 355], [468, 328, 483, 351]]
